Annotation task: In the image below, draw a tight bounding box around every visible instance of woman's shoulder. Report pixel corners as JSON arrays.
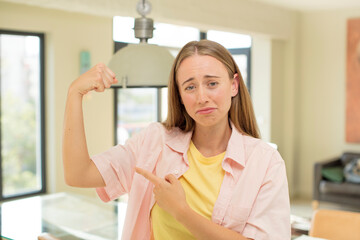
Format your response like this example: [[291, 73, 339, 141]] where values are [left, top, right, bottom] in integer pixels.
[[242, 135, 276, 151], [146, 122, 164, 131], [146, 122, 181, 134], [137, 122, 165, 139], [139, 122, 186, 141], [241, 135, 283, 165]]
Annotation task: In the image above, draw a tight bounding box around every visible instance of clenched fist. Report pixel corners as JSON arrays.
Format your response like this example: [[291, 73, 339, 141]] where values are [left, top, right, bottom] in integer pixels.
[[70, 63, 118, 96]]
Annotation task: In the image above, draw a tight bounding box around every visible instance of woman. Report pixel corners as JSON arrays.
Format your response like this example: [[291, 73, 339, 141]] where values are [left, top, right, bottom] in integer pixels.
[[63, 40, 290, 240]]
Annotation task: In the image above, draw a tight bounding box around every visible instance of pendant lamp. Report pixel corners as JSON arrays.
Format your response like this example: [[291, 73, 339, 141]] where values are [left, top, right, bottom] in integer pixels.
[[109, 0, 175, 88]]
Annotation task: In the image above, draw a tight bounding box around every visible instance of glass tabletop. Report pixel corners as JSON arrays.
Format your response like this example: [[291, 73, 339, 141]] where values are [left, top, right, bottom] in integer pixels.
[[0, 192, 127, 240]]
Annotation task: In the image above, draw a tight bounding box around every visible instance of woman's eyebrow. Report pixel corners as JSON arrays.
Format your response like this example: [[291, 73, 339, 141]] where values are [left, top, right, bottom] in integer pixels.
[[181, 78, 194, 86], [204, 75, 220, 79], [181, 75, 221, 86]]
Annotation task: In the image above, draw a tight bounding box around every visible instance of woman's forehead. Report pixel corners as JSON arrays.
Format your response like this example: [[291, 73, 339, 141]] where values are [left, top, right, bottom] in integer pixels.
[[177, 55, 228, 78]]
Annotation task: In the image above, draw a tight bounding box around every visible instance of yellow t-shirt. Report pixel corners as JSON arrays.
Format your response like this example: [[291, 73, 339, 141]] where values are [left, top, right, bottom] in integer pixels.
[[151, 141, 226, 239]]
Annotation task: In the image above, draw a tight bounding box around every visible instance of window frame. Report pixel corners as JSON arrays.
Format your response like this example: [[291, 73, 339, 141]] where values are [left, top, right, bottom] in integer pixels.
[[0, 29, 46, 201]]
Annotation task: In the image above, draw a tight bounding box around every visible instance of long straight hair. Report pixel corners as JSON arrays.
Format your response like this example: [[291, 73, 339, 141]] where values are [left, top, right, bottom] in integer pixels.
[[162, 40, 260, 138]]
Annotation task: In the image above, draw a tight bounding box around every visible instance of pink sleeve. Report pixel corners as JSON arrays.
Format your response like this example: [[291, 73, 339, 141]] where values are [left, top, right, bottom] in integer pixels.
[[242, 151, 291, 240], [91, 130, 144, 202]]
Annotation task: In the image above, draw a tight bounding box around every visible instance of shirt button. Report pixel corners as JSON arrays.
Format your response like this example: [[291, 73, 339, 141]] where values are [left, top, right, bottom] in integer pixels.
[[173, 170, 179, 175]]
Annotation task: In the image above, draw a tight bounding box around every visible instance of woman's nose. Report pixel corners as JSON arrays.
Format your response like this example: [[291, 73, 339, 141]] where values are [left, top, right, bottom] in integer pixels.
[[197, 86, 209, 104]]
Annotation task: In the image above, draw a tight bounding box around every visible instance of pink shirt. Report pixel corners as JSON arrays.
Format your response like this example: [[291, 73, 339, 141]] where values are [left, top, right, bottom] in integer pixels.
[[91, 122, 291, 240]]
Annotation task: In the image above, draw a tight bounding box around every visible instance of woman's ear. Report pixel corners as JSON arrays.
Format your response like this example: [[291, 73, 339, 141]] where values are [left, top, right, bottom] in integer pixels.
[[231, 73, 240, 97]]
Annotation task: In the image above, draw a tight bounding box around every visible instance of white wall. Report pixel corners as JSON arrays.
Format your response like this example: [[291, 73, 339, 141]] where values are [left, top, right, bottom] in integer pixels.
[[270, 23, 300, 197], [251, 37, 272, 143], [297, 9, 360, 198]]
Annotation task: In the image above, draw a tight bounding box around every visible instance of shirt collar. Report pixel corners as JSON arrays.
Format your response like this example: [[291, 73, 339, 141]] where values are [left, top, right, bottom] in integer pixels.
[[164, 127, 193, 154], [224, 121, 246, 168], [164, 121, 246, 167]]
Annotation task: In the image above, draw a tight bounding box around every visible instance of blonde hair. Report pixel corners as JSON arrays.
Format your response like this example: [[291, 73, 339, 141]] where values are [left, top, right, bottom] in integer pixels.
[[162, 40, 260, 138]]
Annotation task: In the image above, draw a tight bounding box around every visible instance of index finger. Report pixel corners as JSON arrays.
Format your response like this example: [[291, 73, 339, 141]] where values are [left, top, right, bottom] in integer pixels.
[[135, 167, 162, 185]]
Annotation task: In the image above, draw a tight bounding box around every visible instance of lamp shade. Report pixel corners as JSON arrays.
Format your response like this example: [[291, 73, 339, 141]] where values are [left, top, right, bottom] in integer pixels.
[[108, 43, 175, 87]]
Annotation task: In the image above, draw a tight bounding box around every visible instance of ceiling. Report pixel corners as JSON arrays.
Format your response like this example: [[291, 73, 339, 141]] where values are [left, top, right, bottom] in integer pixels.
[[1, 0, 360, 16], [253, 0, 360, 11]]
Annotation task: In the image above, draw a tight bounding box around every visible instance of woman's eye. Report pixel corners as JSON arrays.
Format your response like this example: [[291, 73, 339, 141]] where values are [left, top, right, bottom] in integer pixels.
[[185, 85, 195, 91]]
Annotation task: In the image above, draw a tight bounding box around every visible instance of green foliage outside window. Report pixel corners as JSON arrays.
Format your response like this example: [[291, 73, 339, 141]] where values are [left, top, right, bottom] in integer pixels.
[[2, 92, 38, 196]]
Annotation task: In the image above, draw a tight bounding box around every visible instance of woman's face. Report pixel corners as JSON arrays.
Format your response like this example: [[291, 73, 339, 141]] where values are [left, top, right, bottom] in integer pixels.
[[177, 54, 238, 129]]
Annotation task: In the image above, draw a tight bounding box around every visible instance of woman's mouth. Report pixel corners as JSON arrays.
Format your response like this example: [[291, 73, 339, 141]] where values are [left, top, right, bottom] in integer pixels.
[[196, 107, 216, 114]]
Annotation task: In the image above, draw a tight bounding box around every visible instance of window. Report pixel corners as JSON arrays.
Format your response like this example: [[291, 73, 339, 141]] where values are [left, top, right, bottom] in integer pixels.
[[0, 30, 45, 200], [115, 88, 165, 145]]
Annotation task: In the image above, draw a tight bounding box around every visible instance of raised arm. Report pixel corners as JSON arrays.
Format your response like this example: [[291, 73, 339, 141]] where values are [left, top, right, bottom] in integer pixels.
[[62, 63, 117, 188]]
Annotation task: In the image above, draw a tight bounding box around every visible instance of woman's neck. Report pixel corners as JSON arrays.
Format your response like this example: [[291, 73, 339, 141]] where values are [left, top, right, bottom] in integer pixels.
[[191, 121, 232, 157]]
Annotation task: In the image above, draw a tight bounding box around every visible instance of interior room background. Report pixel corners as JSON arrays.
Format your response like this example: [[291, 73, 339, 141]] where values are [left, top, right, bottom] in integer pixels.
[[0, 0, 360, 201]]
